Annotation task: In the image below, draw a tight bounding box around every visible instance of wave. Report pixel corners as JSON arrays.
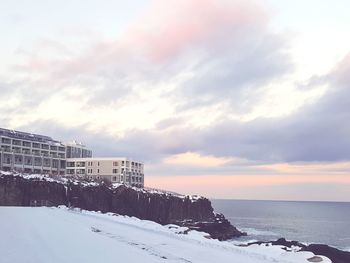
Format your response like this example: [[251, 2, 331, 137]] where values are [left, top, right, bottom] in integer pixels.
[[240, 227, 279, 236]]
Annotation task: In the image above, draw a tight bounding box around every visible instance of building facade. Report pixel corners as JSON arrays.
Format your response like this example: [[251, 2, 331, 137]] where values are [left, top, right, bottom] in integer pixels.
[[66, 158, 144, 187], [0, 128, 66, 174], [65, 141, 92, 158], [0, 127, 144, 187]]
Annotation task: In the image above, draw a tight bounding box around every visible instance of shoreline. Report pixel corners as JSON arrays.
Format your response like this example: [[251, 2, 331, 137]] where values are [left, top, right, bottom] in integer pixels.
[[240, 238, 350, 263], [230, 226, 350, 252], [211, 199, 350, 252]]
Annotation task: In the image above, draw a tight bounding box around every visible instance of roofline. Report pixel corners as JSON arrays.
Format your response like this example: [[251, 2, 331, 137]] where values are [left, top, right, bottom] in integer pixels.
[[66, 157, 143, 162]]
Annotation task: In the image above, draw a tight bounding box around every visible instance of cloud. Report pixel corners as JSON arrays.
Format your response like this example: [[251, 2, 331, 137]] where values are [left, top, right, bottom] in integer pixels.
[[5, 0, 292, 122], [76, 52, 350, 164], [163, 152, 232, 167], [3, 0, 349, 168]]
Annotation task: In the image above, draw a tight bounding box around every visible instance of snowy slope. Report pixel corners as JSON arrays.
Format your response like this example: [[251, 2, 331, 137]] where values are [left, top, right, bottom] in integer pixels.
[[0, 207, 330, 263]]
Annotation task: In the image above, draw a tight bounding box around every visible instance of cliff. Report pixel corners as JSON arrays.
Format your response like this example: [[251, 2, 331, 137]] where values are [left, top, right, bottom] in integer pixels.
[[0, 172, 244, 240]]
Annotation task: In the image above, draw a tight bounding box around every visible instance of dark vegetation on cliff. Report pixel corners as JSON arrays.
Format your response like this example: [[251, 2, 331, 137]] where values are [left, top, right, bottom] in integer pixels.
[[0, 173, 245, 240]]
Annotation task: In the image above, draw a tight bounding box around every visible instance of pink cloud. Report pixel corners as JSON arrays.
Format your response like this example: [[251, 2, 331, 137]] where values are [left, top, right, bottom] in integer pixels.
[[125, 0, 268, 62], [13, 0, 270, 80]]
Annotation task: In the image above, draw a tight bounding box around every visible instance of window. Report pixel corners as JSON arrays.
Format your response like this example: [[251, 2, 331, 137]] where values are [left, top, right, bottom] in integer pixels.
[[67, 162, 75, 167], [112, 169, 118, 174], [97, 169, 99, 173], [113, 161, 118, 166], [112, 176, 117, 182], [97, 162, 100, 166]]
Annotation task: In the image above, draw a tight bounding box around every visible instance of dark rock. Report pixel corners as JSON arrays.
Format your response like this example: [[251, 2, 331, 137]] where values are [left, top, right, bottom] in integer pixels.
[[301, 244, 350, 263], [174, 213, 246, 241], [247, 238, 306, 248], [247, 238, 350, 263], [0, 174, 244, 240], [0, 175, 67, 206]]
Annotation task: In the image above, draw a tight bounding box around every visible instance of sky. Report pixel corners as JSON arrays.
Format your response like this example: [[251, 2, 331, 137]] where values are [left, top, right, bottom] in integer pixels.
[[1, 0, 350, 201]]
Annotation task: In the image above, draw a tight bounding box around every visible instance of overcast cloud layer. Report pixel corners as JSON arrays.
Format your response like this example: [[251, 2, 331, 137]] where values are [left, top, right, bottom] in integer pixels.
[[1, 0, 350, 199]]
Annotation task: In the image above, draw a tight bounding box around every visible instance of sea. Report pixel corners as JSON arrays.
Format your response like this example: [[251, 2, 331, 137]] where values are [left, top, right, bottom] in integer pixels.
[[211, 199, 350, 251]]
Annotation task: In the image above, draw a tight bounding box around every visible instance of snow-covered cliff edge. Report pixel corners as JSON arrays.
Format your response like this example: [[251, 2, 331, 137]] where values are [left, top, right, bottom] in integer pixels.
[[0, 172, 244, 240]]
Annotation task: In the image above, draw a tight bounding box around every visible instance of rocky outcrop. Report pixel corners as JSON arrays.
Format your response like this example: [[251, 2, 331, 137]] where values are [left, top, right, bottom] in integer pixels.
[[173, 213, 245, 241], [301, 244, 350, 263], [246, 238, 350, 263], [0, 173, 245, 240]]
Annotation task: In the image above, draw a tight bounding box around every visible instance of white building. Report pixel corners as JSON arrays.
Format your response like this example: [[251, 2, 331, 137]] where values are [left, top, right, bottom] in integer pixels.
[[0, 127, 145, 187], [66, 157, 144, 187]]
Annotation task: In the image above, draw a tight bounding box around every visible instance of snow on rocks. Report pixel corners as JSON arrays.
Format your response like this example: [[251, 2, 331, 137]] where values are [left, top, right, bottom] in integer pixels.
[[0, 171, 202, 201]]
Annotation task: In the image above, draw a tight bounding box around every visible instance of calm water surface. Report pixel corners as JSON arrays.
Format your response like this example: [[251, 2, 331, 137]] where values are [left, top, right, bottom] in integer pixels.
[[211, 199, 350, 250]]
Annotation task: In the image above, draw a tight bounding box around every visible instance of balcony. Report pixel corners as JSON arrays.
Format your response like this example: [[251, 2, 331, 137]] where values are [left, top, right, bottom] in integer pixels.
[[43, 162, 51, 168], [58, 147, 65, 152], [12, 140, 21, 146], [22, 142, 31, 147], [66, 169, 75, 175], [32, 143, 40, 149], [12, 148, 22, 154], [14, 158, 23, 165], [66, 162, 75, 168], [24, 159, 33, 166], [1, 138, 11, 144], [41, 151, 49, 157], [76, 162, 86, 167], [32, 151, 41, 156], [41, 144, 49, 150], [76, 169, 86, 175], [1, 147, 11, 152], [50, 145, 57, 150], [3, 158, 12, 164]]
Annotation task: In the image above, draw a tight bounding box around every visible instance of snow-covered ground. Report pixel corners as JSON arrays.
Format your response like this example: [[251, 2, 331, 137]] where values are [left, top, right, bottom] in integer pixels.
[[0, 207, 330, 263]]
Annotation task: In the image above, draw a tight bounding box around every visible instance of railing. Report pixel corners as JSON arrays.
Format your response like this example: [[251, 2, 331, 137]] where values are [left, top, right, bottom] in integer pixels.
[[1, 148, 12, 152]]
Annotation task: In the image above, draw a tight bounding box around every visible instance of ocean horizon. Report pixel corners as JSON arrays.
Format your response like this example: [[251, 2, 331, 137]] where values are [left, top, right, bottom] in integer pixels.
[[211, 199, 350, 251]]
